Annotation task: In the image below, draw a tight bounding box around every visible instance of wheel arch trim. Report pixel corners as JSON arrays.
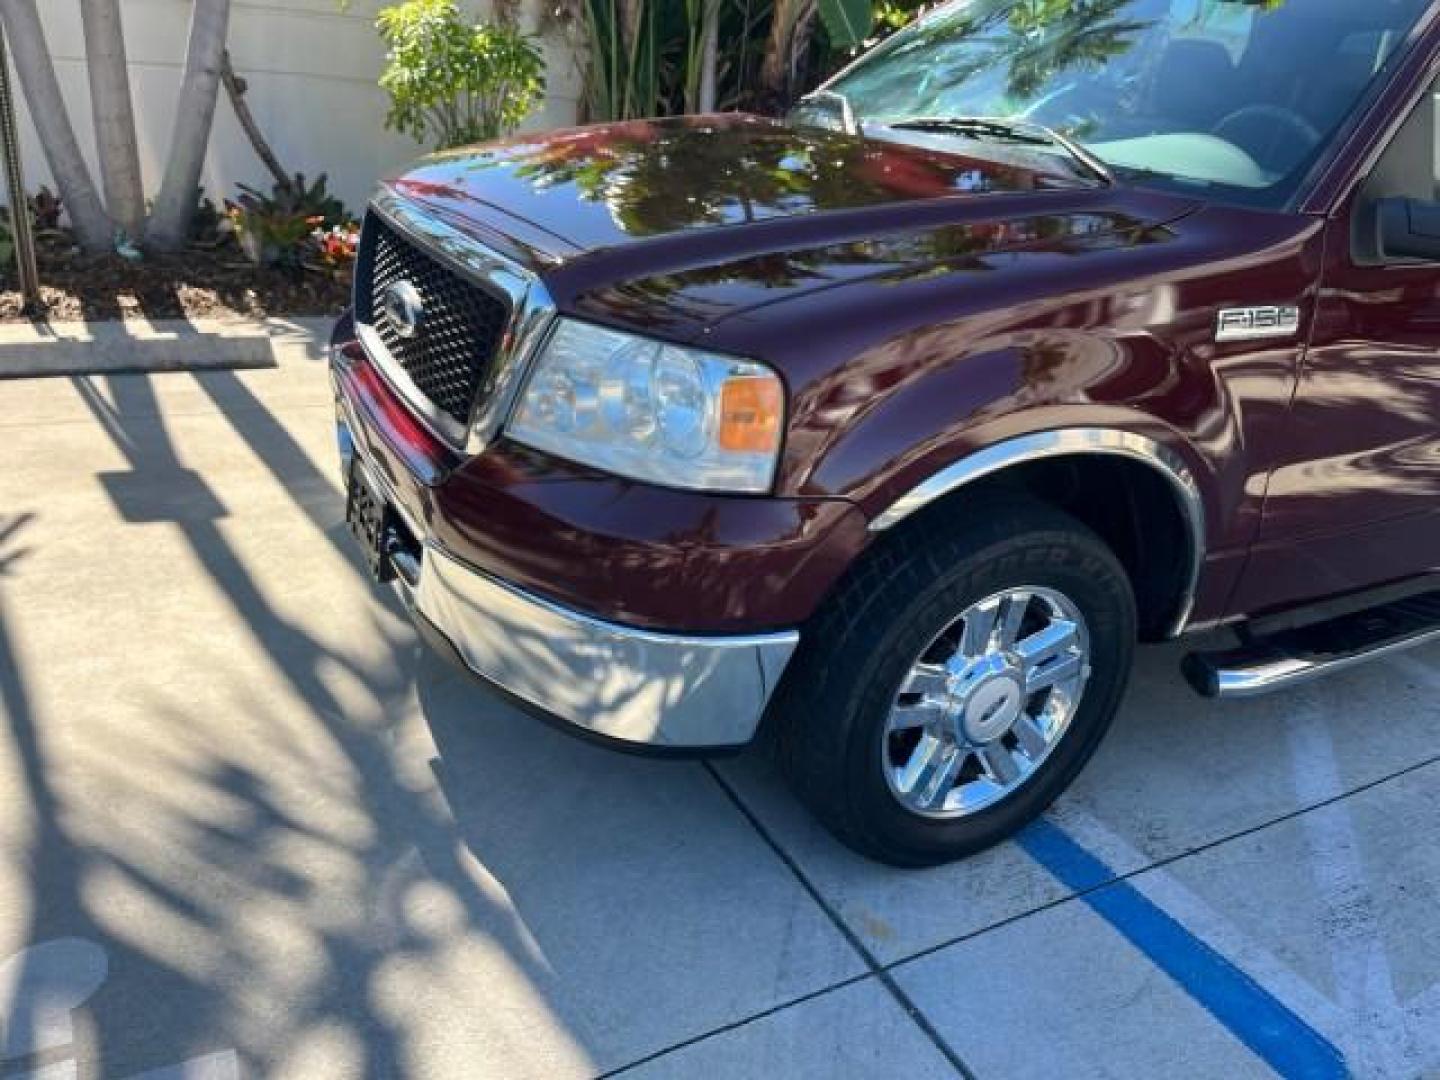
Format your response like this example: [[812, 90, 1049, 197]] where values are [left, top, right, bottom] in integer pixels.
[[867, 427, 1207, 638]]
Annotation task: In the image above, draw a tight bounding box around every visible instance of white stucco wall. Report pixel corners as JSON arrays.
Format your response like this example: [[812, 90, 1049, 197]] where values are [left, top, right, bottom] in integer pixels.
[[7, 0, 582, 219]]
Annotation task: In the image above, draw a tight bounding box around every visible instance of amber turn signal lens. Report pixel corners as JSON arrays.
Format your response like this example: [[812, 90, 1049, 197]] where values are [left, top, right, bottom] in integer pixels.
[[718, 376, 783, 454]]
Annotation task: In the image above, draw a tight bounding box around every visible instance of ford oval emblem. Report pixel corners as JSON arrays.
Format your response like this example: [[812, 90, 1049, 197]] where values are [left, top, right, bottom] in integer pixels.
[[383, 280, 425, 339]]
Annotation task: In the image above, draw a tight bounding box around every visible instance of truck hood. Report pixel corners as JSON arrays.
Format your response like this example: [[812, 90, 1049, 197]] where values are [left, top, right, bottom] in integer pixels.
[[388, 113, 1105, 255], [385, 113, 1203, 343]]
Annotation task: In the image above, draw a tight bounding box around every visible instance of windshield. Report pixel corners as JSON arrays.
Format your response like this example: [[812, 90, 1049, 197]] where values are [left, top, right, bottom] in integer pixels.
[[806, 0, 1431, 206]]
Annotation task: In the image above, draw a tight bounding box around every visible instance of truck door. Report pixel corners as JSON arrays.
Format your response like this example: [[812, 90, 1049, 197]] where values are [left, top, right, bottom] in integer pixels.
[[1242, 78, 1440, 616]]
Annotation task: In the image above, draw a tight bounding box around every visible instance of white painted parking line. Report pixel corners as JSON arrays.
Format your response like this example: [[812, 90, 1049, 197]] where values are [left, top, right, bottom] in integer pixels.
[[1284, 709, 1436, 1076], [0, 938, 106, 1059], [0, 939, 240, 1080]]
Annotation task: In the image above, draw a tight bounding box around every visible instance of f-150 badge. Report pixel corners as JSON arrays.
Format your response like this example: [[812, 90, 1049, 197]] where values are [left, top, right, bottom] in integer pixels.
[[1216, 305, 1301, 343]]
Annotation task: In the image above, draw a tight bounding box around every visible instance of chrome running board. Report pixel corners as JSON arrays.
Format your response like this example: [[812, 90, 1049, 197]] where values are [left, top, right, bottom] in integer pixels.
[[1183, 592, 1440, 699]]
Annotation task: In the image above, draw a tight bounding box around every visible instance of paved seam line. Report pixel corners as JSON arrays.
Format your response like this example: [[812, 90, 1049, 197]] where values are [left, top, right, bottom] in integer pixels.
[[702, 762, 978, 1080], [887, 748, 1440, 972], [595, 972, 873, 1078], [0, 402, 335, 432], [1020, 819, 1349, 1078]]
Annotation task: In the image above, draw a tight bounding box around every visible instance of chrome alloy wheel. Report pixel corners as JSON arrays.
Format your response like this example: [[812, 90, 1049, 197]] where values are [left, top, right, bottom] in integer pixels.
[[882, 587, 1092, 819]]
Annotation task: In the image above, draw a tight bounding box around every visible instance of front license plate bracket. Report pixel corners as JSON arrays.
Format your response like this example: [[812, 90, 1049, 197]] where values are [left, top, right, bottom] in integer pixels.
[[346, 462, 397, 584]]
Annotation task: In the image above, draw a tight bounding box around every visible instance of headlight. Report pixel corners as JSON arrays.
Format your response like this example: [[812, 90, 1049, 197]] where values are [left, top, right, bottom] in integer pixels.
[[507, 319, 784, 493]]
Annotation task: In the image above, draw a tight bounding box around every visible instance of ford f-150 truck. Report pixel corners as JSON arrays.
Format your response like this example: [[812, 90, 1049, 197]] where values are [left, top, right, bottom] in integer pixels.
[[332, 0, 1440, 865]]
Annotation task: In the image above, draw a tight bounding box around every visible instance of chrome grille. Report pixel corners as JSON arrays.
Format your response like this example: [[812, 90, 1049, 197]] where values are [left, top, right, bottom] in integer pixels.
[[357, 214, 511, 430]]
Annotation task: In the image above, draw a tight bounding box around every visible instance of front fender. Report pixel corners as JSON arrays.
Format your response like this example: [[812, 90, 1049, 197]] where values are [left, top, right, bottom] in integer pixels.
[[794, 327, 1245, 554]]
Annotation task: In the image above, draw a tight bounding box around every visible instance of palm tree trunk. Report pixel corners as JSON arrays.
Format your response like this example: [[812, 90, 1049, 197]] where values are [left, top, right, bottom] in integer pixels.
[[760, 0, 818, 106], [698, 0, 720, 112], [616, 0, 646, 118], [760, 0, 799, 101], [145, 0, 231, 251], [0, 0, 114, 252], [79, 0, 144, 238]]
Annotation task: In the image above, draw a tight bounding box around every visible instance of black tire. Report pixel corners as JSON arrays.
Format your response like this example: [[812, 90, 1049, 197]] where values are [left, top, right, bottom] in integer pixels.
[[774, 496, 1137, 868]]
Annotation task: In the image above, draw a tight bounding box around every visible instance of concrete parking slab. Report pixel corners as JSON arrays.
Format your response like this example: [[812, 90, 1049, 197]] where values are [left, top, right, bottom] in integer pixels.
[[612, 978, 956, 1080], [0, 351, 864, 1078]]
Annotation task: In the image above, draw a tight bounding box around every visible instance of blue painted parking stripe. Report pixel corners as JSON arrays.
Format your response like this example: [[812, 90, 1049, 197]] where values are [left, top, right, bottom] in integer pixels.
[[1019, 819, 1349, 1080]]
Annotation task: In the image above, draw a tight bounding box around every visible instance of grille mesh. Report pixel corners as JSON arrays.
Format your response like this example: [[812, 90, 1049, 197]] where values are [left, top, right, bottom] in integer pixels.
[[361, 215, 511, 429]]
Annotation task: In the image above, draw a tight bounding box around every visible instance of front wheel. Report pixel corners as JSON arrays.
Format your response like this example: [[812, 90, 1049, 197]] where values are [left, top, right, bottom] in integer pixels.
[[775, 498, 1136, 867]]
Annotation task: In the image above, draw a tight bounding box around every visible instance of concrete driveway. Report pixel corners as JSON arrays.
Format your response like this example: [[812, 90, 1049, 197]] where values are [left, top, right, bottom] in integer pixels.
[[1, 324, 1438, 1079]]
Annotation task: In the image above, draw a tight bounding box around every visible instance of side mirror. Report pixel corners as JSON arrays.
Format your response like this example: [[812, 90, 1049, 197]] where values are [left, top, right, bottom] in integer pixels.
[[1376, 196, 1440, 262]]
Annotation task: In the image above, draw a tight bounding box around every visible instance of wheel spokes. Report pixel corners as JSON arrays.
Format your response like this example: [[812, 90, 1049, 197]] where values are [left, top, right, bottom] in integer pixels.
[[977, 744, 1021, 785], [960, 592, 1032, 656], [1012, 713, 1050, 759], [900, 663, 948, 697], [1016, 618, 1079, 666], [959, 600, 1001, 656], [898, 735, 962, 810], [996, 593, 1030, 649], [1024, 651, 1085, 695], [888, 699, 946, 732]]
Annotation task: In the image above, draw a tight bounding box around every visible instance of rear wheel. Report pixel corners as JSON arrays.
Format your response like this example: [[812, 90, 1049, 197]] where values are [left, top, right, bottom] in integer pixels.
[[775, 498, 1136, 867]]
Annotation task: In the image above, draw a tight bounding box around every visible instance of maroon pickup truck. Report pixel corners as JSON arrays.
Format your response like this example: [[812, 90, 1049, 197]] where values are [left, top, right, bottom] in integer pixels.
[[332, 0, 1440, 865]]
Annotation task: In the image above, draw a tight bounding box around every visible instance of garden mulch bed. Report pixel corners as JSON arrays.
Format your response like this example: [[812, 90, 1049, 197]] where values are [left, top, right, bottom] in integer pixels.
[[0, 234, 351, 323]]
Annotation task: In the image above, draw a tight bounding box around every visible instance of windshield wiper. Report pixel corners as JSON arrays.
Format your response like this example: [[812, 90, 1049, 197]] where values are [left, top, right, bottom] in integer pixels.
[[885, 116, 1114, 187]]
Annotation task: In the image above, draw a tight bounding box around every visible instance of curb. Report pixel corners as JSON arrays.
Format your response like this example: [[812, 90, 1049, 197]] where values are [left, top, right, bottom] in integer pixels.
[[0, 317, 334, 379]]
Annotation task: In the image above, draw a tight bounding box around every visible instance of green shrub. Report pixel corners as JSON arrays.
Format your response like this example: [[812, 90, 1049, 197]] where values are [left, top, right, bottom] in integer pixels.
[[377, 0, 546, 150], [226, 174, 350, 267], [255, 173, 349, 231]]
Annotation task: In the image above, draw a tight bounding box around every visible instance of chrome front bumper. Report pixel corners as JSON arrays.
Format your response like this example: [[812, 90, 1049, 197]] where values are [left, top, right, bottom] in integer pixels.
[[337, 410, 800, 750]]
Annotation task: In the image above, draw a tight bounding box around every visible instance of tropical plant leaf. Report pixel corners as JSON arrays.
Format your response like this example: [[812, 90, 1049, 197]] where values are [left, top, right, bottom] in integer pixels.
[[818, 0, 873, 50]]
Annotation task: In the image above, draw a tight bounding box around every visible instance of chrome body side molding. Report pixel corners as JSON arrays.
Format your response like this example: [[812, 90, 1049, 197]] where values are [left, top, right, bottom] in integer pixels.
[[869, 428, 1207, 638], [357, 188, 558, 455]]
